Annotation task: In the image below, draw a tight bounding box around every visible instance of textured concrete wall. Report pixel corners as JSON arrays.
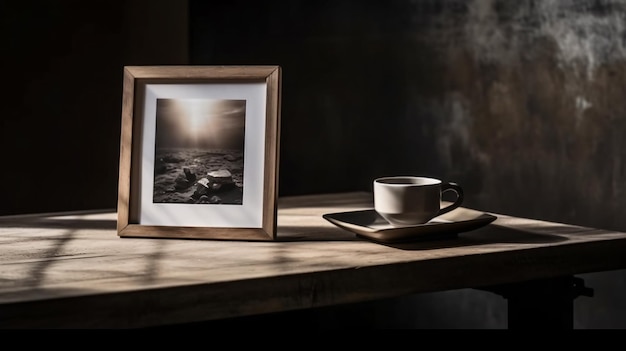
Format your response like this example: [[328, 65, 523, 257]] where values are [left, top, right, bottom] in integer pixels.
[[191, 0, 626, 328], [407, 0, 626, 231]]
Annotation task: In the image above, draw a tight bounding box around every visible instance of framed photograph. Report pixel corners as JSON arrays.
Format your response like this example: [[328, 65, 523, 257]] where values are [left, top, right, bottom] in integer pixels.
[[117, 66, 281, 240]]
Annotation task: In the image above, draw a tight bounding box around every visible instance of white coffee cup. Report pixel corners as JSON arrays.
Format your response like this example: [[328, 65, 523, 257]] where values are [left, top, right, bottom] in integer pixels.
[[373, 176, 464, 227]]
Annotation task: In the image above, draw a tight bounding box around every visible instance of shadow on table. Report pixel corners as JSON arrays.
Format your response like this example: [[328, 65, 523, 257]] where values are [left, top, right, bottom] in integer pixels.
[[371, 224, 570, 250], [0, 217, 117, 230], [276, 221, 571, 250]]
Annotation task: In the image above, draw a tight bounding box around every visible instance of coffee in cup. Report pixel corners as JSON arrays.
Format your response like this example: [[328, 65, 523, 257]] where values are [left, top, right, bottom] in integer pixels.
[[373, 176, 464, 227]]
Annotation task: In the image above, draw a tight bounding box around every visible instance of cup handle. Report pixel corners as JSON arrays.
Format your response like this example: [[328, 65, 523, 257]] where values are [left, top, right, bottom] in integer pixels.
[[437, 182, 464, 217]]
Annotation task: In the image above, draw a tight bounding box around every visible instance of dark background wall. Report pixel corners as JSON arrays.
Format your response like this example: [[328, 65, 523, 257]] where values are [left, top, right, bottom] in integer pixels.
[[3, 0, 626, 328], [0, 0, 188, 216]]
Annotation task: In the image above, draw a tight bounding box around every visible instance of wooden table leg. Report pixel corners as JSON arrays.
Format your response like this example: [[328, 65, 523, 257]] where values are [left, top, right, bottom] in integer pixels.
[[478, 276, 594, 329]]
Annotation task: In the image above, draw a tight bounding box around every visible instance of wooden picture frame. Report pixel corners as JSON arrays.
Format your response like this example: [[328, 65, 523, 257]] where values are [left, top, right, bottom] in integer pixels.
[[117, 66, 281, 241]]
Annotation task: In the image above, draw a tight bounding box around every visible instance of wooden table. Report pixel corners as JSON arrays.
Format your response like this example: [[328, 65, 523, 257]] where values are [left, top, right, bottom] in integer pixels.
[[1, 192, 625, 329]]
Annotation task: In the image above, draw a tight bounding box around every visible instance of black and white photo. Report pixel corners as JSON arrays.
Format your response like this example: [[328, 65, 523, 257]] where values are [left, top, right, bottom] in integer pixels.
[[117, 66, 281, 240]]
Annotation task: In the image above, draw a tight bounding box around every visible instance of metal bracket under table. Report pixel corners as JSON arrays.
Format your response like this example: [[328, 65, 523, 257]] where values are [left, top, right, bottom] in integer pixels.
[[478, 275, 594, 329]]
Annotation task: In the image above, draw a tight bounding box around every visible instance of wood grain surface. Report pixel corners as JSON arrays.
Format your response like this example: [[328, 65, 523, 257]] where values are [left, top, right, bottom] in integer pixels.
[[2, 192, 626, 328]]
